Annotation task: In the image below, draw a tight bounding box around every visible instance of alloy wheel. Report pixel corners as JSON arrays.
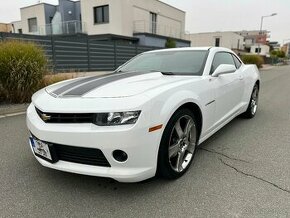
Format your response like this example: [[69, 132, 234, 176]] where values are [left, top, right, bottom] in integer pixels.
[[251, 86, 259, 115], [168, 115, 197, 173]]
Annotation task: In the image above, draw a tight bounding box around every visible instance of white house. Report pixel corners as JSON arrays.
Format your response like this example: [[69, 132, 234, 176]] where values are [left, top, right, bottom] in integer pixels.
[[12, 0, 82, 35], [250, 44, 270, 56], [188, 31, 244, 50], [11, 21, 22, 34], [81, 0, 189, 47], [10, 0, 190, 47], [81, 0, 185, 38], [236, 30, 270, 49]]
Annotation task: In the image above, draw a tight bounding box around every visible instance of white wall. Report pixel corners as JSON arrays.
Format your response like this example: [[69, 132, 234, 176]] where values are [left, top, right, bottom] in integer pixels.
[[189, 32, 244, 50], [250, 45, 270, 56], [132, 0, 185, 38], [20, 4, 46, 35], [81, 0, 124, 36], [11, 21, 22, 33], [81, 0, 185, 38]]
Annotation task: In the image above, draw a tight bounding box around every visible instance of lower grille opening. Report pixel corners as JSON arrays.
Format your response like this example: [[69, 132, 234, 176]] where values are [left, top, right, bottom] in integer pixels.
[[54, 144, 111, 167], [30, 133, 110, 167]]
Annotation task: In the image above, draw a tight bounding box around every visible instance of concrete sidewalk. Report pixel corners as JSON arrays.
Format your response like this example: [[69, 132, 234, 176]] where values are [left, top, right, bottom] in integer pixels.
[[52, 71, 112, 78], [0, 103, 29, 116], [260, 64, 274, 71]]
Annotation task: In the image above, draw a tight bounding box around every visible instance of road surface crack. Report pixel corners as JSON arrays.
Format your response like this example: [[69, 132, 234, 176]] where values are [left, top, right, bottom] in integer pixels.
[[199, 147, 250, 163], [219, 158, 290, 194]]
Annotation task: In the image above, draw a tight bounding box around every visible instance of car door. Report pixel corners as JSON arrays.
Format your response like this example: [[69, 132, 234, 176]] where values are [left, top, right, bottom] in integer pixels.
[[210, 52, 244, 126]]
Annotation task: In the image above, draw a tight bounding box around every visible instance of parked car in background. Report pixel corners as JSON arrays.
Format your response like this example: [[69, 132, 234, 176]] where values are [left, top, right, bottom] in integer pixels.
[[26, 47, 260, 182]]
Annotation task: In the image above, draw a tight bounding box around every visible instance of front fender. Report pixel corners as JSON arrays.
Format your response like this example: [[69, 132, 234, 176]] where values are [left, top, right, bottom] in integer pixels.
[[162, 91, 202, 125], [147, 89, 203, 157], [149, 89, 203, 133]]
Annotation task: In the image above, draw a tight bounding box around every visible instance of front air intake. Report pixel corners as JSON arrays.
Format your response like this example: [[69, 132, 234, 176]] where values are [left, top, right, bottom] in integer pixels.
[[35, 107, 94, 124]]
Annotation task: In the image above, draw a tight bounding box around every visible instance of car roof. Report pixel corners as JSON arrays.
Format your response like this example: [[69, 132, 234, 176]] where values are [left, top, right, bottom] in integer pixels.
[[146, 47, 212, 53], [145, 47, 235, 54]]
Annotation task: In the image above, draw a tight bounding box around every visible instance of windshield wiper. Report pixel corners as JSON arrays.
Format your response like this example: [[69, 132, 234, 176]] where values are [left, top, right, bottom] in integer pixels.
[[115, 70, 127, 73], [160, 71, 175, 75], [148, 70, 175, 75], [116, 70, 175, 75]]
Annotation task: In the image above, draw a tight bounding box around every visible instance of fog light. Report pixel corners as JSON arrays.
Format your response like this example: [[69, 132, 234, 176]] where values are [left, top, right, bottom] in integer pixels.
[[112, 150, 128, 162]]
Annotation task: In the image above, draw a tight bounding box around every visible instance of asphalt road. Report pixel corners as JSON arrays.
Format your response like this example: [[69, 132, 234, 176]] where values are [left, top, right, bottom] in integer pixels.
[[1, 66, 290, 218]]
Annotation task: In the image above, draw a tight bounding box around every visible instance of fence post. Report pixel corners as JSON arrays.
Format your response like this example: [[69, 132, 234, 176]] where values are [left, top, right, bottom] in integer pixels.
[[51, 35, 56, 73], [0, 32, 3, 42], [0, 32, 7, 42], [114, 41, 117, 69], [135, 44, 138, 55], [87, 35, 90, 72]]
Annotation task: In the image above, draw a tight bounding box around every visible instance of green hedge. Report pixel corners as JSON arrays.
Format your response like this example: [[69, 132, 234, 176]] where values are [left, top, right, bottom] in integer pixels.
[[165, 38, 176, 48], [0, 40, 47, 103], [241, 55, 264, 69]]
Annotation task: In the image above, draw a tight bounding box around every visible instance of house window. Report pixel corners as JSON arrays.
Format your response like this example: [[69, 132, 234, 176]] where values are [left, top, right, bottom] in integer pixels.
[[150, 12, 157, 34], [18, 29, 23, 34], [255, 48, 261, 53], [94, 5, 109, 24], [28, 17, 37, 32], [215, 38, 220, 47]]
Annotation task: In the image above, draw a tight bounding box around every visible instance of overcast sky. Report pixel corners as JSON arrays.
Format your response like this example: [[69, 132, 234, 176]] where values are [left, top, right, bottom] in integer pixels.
[[0, 0, 289, 44]]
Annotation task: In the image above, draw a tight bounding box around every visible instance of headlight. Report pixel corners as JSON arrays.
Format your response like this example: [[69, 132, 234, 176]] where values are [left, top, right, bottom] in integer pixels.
[[94, 111, 141, 126]]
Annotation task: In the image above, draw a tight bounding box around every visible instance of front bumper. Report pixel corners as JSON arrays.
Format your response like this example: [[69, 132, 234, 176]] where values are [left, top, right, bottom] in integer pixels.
[[26, 104, 163, 182]]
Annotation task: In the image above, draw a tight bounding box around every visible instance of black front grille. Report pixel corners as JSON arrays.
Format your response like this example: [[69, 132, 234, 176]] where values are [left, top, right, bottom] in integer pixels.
[[35, 107, 94, 123], [54, 144, 111, 167]]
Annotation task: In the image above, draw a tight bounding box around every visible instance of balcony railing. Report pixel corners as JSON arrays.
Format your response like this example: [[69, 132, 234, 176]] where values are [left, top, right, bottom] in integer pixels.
[[133, 20, 188, 40], [37, 20, 87, 36]]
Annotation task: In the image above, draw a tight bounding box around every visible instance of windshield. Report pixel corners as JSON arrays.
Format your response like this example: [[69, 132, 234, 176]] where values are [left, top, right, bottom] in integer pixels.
[[118, 50, 208, 76]]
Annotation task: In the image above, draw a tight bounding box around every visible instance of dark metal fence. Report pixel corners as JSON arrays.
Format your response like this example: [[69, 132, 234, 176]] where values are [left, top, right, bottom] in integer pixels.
[[0, 32, 160, 72]]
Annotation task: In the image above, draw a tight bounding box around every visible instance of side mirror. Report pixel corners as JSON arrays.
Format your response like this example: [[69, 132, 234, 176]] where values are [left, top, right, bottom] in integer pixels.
[[212, 64, 236, 77]]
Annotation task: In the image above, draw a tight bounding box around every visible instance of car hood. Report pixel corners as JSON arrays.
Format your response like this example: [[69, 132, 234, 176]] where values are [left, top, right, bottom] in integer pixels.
[[46, 72, 192, 98]]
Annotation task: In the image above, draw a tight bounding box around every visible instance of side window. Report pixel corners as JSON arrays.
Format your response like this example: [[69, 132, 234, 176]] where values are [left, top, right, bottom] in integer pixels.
[[94, 5, 109, 24], [211, 52, 236, 74], [28, 17, 37, 32], [232, 54, 242, 69]]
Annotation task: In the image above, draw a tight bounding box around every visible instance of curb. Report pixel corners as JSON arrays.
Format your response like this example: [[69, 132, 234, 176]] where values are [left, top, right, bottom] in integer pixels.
[[0, 111, 26, 119], [0, 104, 29, 116], [260, 66, 274, 71]]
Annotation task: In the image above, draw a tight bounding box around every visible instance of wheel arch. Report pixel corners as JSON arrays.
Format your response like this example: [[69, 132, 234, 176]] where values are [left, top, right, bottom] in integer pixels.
[[256, 80, 260, 89], [158, 99, 203, 146], [176, 102, 203, 142], [153, 90, 204, 168], [156, 101, 203, 178]]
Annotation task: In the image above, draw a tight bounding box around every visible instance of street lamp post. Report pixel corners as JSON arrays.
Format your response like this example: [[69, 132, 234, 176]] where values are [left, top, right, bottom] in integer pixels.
[[258, 13, 277, 55]]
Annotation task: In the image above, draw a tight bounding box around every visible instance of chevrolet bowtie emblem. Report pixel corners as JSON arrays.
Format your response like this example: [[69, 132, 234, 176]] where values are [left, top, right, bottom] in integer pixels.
[[41, 113, 51, 122]]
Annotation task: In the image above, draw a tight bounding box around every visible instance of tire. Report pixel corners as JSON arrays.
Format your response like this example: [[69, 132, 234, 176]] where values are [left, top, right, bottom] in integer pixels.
[[157, 108, 198, 180], [242, 84, 259, 119]]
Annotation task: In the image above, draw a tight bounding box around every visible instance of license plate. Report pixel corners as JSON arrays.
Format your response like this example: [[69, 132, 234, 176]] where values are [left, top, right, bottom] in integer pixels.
[[30, 137, 52, 161]]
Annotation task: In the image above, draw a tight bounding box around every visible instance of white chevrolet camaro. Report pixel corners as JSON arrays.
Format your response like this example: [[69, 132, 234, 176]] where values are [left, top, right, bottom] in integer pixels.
[[27, 47, 260, 182]]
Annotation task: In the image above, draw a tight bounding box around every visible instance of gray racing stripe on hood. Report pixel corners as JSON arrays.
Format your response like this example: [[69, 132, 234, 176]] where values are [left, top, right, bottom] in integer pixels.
[[52, 73, 115, 96], [57, 71, 152, 97]]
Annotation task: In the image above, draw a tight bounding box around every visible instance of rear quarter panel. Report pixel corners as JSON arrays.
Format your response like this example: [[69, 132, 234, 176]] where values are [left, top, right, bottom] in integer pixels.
[[240, 64, 261, 106]]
